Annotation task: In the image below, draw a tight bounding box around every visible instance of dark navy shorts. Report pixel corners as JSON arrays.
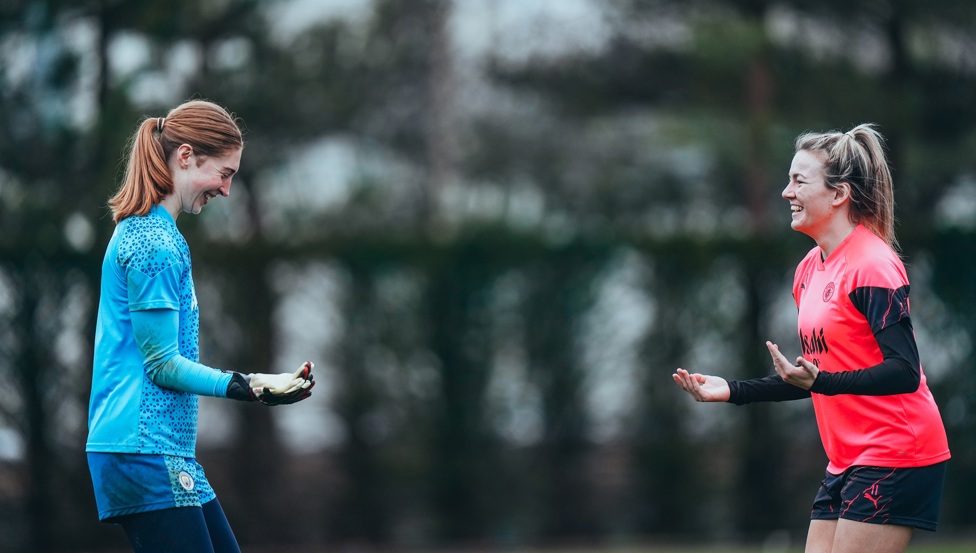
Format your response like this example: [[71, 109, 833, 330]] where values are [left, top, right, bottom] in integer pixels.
[[810, 461, 947, 531]]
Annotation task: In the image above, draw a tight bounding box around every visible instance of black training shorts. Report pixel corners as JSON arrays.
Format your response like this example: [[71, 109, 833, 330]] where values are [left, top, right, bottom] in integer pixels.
[[810, 461, 947, 531]]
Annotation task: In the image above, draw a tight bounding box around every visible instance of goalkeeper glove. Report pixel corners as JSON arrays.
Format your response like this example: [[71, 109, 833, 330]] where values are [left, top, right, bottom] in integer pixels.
[[225, 362, 315, 405], [251, 361, 315, 406]]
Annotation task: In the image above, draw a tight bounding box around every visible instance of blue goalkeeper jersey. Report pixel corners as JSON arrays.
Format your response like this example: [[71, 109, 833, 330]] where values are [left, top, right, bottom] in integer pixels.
[[88, 205, 210, 457]]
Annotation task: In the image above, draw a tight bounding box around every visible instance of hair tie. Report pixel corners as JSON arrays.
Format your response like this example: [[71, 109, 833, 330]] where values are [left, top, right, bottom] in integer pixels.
[[156, 117, 165, 132]]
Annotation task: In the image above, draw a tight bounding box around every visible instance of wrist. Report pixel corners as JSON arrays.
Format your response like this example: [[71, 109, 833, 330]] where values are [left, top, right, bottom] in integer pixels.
[[225, 372, 257, 402], [809, 369, 827, 393]]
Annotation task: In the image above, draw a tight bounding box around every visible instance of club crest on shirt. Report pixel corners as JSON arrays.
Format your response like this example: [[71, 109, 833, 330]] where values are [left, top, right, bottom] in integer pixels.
[[822, 282, 835, 302], [178, 471, 195, 491]]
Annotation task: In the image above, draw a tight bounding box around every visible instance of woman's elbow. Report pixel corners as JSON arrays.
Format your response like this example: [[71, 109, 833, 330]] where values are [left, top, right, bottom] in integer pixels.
[[144, 357, 183, 390]]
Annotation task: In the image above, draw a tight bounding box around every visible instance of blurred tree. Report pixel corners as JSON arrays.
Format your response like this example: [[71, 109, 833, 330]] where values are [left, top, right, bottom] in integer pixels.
[[520, 248, 605, 538]]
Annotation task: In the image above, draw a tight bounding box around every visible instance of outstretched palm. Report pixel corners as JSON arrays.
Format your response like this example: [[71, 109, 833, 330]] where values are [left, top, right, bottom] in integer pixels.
[[672, 368, 731, 402]]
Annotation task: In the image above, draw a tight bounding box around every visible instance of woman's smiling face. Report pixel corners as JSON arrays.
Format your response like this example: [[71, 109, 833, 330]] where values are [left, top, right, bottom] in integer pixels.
[[173, 146, 242, 216], [783, 149, 837, 239]]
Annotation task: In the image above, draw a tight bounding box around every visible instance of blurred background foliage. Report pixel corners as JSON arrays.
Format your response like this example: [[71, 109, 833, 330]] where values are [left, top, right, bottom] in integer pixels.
[[1, 0, 975, 551]]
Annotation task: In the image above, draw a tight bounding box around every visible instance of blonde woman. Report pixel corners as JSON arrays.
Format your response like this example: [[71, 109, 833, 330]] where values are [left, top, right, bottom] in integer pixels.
[[673, 124, 950, 553]]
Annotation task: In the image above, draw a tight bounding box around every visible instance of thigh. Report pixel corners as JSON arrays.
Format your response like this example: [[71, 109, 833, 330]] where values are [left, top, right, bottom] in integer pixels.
[[202, 498, 242, 553], [118, 506, 215, 553], [831, 518, 913, 553], [805, 519, 837, 553]]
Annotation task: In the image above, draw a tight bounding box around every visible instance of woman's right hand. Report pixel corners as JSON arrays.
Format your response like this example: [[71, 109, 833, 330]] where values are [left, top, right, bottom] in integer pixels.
[[249, 362, 315, 395], [672, 368, 730, 402]]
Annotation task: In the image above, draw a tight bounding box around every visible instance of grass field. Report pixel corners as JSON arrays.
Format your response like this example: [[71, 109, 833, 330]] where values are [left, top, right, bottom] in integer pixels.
[[238, 542, 976, 553], [425, 546, 976, 553], [500, 543, 976, 553]]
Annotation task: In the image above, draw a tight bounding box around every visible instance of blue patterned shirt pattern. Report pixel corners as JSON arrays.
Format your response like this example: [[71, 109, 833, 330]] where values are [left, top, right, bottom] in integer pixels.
[[88, 205, 203, 457]]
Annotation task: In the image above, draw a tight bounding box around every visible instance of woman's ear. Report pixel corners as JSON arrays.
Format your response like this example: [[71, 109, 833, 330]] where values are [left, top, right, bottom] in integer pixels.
[[175, 144, 194, 169], [832, 182, 852, 206]]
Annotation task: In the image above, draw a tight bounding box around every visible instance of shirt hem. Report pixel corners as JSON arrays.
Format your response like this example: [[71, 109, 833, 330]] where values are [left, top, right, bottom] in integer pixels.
[[85, 444, 196, 458], [827, 452, 951, 474], [100, 499, 176, 522], [129, 300, 179, 311]]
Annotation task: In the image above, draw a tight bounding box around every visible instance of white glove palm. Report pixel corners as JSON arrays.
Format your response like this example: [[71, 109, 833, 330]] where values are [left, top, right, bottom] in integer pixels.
[[249, 363, 314, 395]]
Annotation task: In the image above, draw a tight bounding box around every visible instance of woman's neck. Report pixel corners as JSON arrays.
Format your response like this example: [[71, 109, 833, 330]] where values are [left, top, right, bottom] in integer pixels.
[[159, 194, 181, 222], [815, 220, 857, 259]]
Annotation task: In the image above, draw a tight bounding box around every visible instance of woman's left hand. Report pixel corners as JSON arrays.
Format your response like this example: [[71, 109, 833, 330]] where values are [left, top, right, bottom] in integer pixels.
[[766, 340, 819, 390]]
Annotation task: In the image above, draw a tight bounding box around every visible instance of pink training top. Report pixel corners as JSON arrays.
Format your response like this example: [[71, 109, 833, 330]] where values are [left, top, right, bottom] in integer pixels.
[[793, 225, 950, 474]]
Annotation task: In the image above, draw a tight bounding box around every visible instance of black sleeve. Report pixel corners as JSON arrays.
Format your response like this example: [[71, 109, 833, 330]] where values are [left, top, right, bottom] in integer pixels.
[[728, 375, 812, 405], [808, 317, 921, 396]]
